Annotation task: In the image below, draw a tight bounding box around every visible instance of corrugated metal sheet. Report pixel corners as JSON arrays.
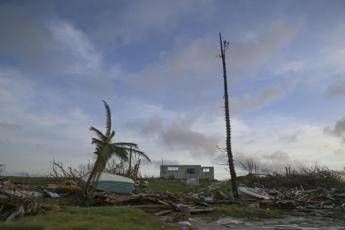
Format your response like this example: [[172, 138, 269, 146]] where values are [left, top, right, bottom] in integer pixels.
[[96, 180, 134, 194], [98, 173, 134, 183], [82, 172, 135, 194]]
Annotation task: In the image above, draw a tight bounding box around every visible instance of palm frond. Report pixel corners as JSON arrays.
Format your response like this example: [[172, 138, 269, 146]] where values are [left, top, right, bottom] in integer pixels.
[[111, 145, 129, 161], [102, 100, 112, 137], [90, 126, 107, 141], [131, 149, 151, 162], [114, 142, 139, 148], [113, 144, 151, 162], [91, 137, 104, 146], [110, 130, 115, 139], [94, 146, 102, 155]]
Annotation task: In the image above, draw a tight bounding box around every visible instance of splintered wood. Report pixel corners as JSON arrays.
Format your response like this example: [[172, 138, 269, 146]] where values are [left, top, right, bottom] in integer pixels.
[[94, 192, 214, 221]]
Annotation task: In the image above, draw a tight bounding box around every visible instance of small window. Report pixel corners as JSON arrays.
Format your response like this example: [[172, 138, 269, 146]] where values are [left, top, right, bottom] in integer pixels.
[[203, 168, 210, 173], [167, 167, 179, 171], [187, 168, 195, 174]]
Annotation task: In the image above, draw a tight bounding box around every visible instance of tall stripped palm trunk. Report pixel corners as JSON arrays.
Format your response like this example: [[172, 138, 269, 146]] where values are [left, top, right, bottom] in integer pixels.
[[219, 33, 238, 198]]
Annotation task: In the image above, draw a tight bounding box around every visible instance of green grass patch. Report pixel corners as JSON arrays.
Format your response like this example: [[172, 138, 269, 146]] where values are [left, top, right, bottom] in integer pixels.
[[0, 206, 178, 230], [141, 178, 216, 193], [213, 180, 232, 193], [6, 176, 64, 186], [213, 204, 283, 220], [41, 197, 81, 207]]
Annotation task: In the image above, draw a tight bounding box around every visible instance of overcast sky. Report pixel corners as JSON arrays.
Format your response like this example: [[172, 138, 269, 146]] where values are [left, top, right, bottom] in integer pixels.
[[1, 0, 345, 179]]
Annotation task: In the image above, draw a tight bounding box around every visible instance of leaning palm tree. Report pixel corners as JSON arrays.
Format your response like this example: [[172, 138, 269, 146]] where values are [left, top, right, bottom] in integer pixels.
[[83, 100, 149, 194]]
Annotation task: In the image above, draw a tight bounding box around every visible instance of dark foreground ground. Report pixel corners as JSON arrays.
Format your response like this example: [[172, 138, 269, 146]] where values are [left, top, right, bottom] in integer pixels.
[[2, 207, 344, 230], [192, 215, 345, 230], [1, 176, 345, 229]]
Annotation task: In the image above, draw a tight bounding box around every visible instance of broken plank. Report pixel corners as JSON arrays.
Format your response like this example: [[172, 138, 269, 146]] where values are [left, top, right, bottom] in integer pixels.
[[154, 209, 173, 216], [189, 207, 215, 214]]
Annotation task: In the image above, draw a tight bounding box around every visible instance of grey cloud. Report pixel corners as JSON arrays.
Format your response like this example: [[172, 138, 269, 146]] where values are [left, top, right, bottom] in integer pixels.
[[260, 151, 292, 173], [125, 21, 294, 110], [249, 87, 284, 108], [161, 120, 219, 156], [212, 153, 228, 164], [0, 122, 22, 131], [0, 72, 93, 173], [334, 148, 345, 157], [131, 20, 298, 88], [279, 132, 299, 143], [145, 160, 180, 169], [230, 20, 300, 74], [0, 5, 101, 76], [127, 116, 220, 156], [232, 86, 284, 114], [263, 151, 290, 162], [324, 117, 345, 141], [227, 151, 291, 174], [92, 0, 216, 45], [326, 78, 345, 98], [126, 38, 218, 98], [134, 116, 164, 135], [0, 5, 51, 62]]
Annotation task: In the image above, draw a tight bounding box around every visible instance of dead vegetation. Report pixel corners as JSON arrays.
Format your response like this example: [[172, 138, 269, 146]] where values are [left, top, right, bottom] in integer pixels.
[[233, 164, 345, 219], [240, 165, 345, 190], [49, 160, 92, 183]]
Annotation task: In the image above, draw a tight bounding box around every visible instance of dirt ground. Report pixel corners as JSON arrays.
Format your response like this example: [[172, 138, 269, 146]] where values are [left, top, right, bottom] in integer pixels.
[[189, 215, 345, 230]]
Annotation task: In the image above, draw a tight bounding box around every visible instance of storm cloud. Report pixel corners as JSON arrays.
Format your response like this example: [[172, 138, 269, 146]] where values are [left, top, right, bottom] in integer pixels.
[[127, 116, 220, 157], [324, 117, 345, 141], [326, 78, 345, 98]]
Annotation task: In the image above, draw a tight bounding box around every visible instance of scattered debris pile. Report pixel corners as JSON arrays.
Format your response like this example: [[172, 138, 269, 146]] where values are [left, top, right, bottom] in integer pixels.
[[195, 181, 234, 203], [271, 187, 345, 211], [2, 174, 344, 225], [238, 185, 345, 212], [0, 179, 45, 221], [93, 192, 214, 222], [238, 186, 270, 200]]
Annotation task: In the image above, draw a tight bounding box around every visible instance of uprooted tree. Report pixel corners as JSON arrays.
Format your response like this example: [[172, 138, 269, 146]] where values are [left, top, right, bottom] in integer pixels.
[[219, 33, 238, 198], [83, 100, 150, 195]]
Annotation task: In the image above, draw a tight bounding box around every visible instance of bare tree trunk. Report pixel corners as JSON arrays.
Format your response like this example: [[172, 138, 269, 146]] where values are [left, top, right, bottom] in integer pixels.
[[134, 159, 141, 180], [83, 173, 92, 195], [128, 147, 132, 176], [83, 159, 99, 195], [219, 33, 238, 198]]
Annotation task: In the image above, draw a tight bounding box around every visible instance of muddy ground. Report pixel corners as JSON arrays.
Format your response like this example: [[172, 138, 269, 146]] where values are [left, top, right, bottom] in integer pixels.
[[189, 214, 345, 230]]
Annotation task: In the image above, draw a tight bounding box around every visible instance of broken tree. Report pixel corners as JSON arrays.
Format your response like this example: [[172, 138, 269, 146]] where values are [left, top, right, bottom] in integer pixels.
[[219, 33, 238, 198]]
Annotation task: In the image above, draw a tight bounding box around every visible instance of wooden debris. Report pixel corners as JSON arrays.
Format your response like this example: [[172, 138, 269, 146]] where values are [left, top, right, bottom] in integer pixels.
[[93, 191, 216, 221], [6, 206, 24, 222]]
